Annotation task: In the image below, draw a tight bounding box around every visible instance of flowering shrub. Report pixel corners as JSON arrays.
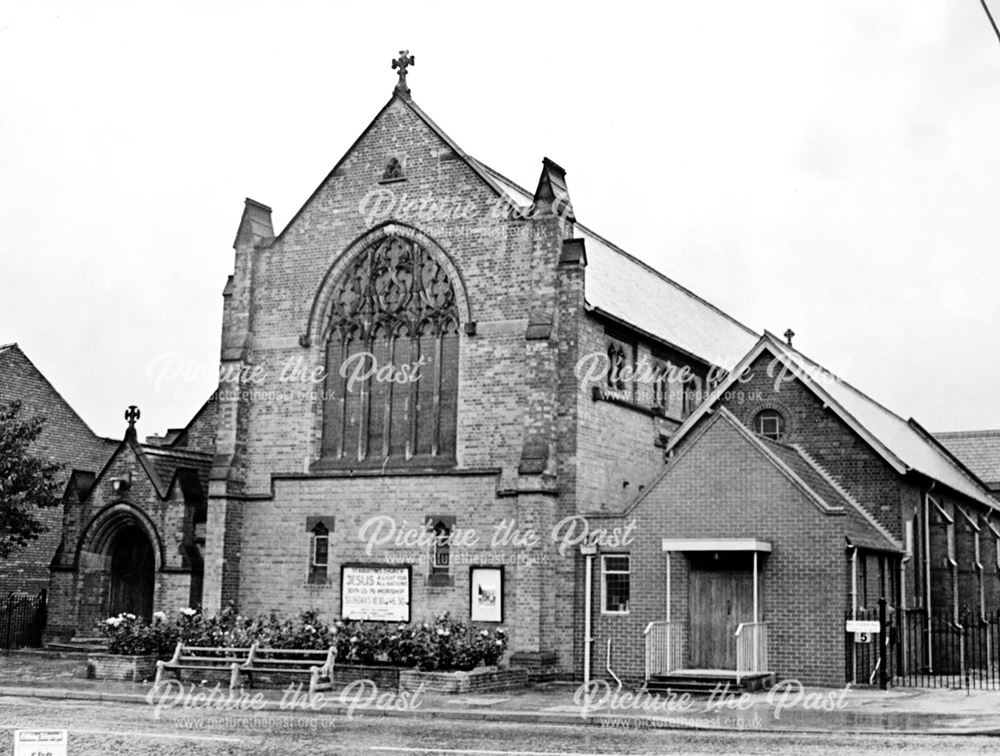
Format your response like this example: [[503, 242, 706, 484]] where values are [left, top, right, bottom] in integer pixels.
[[334, 612, 507, 671], [99, 612, 178, 657], [97, 608, 508, 670]]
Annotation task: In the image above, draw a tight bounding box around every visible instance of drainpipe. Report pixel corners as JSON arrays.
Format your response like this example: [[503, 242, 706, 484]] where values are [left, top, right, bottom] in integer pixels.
[[851, 546, 858, 619], [925, 483, 935, 673], [581, 543, 597, 685], [851, 545, 858, 684]]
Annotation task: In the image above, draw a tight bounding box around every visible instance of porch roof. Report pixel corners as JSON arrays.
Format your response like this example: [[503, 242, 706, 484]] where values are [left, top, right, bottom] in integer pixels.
[[661, 538, 772, 553]]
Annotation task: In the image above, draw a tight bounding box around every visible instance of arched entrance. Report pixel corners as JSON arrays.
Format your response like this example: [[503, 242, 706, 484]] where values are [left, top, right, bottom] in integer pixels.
[[107, 525, 155, 619]]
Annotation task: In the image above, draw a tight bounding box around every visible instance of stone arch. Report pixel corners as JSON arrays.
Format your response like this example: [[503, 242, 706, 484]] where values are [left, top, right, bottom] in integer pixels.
[[303, 221, 471, 347], [311, 226, 463, 466], [75, 501, 165, 572]]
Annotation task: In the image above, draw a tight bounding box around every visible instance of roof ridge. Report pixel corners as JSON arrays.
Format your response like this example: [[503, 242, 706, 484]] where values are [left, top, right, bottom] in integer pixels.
[[935, 429, 1000, 438], [765, 332, 907, 424], [765, 333, 997, 508], [140, 445, 213, 459], [0, 343, 109, 448]]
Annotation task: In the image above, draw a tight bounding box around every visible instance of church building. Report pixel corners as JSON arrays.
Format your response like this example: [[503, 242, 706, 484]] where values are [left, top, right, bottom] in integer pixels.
[[6, 53, 1000, 689]]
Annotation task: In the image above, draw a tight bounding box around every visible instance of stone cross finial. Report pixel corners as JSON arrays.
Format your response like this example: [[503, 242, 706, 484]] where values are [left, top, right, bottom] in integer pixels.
[[125, 405, 141, 429], [392, 50, 415, 98], [784, 329, 795, 348]]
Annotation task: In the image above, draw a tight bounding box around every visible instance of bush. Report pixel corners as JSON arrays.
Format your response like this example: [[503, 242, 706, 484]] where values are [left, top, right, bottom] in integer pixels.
[[96, 608, 508, 670], [333, 612, 508, 670], [98, 612, 178, 657]]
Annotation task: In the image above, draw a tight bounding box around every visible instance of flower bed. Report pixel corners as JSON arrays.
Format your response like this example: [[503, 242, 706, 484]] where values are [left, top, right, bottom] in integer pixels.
[[332, 663, 401, 689], [94, 609, 511, 681]]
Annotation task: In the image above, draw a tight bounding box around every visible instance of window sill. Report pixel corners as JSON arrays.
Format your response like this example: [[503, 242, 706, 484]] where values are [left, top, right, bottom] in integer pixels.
[[310, 455, 458, 474], [426, 574, 455, 588]]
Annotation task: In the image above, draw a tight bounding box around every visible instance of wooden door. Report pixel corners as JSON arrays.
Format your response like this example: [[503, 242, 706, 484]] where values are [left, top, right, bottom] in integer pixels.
[[108, 526, 155, 620], [688, 553, 754, 670]]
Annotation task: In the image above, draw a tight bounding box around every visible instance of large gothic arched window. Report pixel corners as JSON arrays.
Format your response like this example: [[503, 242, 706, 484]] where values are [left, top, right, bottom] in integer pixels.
[[320, 235, 459, 466]]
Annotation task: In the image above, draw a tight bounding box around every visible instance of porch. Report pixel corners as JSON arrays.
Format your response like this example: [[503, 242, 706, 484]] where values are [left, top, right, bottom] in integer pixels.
[[644, 538, 772, 692]]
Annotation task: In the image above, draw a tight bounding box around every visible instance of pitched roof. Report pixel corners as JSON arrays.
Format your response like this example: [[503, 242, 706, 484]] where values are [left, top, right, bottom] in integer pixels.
[[934, 430, 1000, 486], [626, 408, 901, 552], [0, 342, 117, 478], [475, 161, 759, 370], [669, 332, 998, 510], [86, 436, 212, 503], [756, 436, 901, 552], [139, 444, 212, 500]]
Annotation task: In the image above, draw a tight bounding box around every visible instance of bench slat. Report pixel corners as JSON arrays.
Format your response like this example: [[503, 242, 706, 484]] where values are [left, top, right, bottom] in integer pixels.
[[164, 664, 240, 671], [250, 649, 330, 655]]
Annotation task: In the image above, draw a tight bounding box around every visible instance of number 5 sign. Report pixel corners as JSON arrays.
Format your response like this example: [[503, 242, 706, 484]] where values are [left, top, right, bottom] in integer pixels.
[[13, 730, 67, 756]]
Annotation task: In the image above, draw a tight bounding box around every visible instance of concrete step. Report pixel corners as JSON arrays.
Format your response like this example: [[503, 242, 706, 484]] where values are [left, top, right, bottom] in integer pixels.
[[44, 639, 108, 654], [645, 672, 775, 696]]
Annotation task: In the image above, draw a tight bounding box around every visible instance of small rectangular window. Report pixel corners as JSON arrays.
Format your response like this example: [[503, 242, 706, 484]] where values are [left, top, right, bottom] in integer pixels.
[[682, 375, 704, 417], [602, 555, 631, 614], [427, 515, 456, 586], [307, 518, 332, 584], [312, 534, 329, 567]]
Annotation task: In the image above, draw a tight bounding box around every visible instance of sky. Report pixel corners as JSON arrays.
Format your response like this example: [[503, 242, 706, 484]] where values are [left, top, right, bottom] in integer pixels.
[[1, 1, 999, 439]]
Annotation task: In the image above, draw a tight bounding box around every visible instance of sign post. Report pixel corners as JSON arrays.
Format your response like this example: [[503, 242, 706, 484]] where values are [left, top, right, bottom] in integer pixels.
[[878, 597, 888, 690]]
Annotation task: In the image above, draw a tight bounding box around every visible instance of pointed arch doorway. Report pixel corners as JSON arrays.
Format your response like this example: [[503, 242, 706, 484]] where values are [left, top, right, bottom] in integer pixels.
[[107, 525, 155, 620]]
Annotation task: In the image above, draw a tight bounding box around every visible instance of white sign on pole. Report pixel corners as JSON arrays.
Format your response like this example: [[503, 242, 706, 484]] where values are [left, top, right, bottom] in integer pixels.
[[845, 620, 881, 634], [341, 565, 411, 622], [13, 729, 67, 756]]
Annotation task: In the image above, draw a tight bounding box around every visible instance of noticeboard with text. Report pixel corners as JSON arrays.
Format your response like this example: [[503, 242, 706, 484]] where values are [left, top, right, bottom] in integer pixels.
[[341, 564, 411, 622]]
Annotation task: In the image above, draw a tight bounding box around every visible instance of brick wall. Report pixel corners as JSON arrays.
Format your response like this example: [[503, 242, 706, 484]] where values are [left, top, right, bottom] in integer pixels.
[[0, 345, 115, 594], [588, 414, 847, 687], [204, 97, 583, 671], [717, 352, 903, 535], [51, 442, 196, 635]]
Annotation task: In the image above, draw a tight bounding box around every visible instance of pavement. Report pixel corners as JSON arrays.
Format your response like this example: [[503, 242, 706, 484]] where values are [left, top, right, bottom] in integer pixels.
[[2, 650, 1000, 736]]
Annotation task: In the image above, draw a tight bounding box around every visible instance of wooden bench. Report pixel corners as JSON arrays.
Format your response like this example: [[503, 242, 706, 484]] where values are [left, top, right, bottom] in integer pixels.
[[154, 643, 249, 690], [240, 644, 337, 694], [154, 643, 337, 693]]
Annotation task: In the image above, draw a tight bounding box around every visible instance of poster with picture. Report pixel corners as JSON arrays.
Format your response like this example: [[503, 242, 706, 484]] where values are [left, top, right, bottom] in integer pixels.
[[469, 566, 503, 623]]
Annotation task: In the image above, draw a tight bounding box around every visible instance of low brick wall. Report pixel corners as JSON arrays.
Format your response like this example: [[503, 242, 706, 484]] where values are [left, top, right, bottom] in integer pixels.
[[87, 653, 157, 683], [398, 666, 528, 694], [333, 664, 401, 689]]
